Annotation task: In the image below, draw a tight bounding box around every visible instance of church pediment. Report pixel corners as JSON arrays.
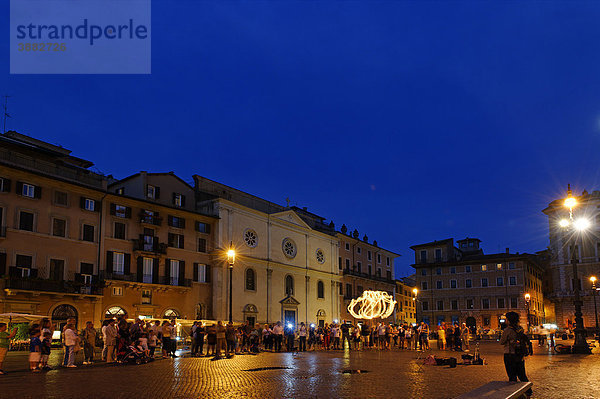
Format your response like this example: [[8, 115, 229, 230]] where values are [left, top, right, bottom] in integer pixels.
[[271, 210, 311, 229], [279, 295, 301, 306]]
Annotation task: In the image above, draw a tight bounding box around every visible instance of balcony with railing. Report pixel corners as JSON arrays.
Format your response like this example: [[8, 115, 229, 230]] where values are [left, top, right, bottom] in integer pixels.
[[99, 271, 191, 287], [4, 269, 103, 295], [139, 211, 162, 226], [132, 235, 167, 254], [343, 267, 395, 284]]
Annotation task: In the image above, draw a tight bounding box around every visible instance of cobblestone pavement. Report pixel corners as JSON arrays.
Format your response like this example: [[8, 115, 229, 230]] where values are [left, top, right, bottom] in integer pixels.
[[1, 341, 600, 399]]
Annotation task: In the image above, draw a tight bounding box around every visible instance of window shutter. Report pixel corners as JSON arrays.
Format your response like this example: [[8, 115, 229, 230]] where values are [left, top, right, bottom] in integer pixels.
[[205, 224, 211, 234], [155, 186, 160, 199], [0, 252, 6, 276], [181, 195, 186, 207], [181, 235, 185, 249], [125, 207, 132, 219], [137, 256, 143, 282], [30, 268, 38, 278], [110, 203, 116, 215], [172, 192, 177, 205], [205, 264, 211, 283], [193, 263, 198, 282], [168, 233, 174, 247], [106, 251, 114, 274], [153, 258, 159, 284], [179, 261, 185, 285], [94, 200, 101, 212], [168, 215, 173, 227], [165, 259, 171, 279], [80, 197, 86, 209], [180, 218, 186, 229], [195, 221, 200, 232], [1, 178, 11, 192], [16, 181, 23, 195], [124, 253, 131, 275], [34, 185, 42, 199]]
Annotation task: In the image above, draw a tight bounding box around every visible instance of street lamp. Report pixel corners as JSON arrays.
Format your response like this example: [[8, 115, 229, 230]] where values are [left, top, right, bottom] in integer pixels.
[[558, 187, 592, 354], [590, 276, 599, 340], [524, 293, 531, 333], [227, 242, 235, 324], [412, 288, 418, 322]]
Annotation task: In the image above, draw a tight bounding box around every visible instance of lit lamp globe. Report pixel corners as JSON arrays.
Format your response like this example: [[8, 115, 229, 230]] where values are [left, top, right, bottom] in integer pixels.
[[574, 218, 591, 231], [564, 197, 577, 209]]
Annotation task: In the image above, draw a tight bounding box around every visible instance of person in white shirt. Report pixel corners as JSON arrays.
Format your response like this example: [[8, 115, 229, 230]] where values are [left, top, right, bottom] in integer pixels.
[[103, 320, 118, 363], [272, 322, 284, 352], [298, 322, 307, 352], [63, 323, 79, 367]]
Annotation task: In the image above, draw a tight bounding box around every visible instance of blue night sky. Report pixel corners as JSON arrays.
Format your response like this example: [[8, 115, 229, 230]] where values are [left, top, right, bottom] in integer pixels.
[[2, 1, 600, 278]]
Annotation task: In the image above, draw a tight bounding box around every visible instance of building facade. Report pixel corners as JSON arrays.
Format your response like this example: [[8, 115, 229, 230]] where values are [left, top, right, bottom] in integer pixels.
[[194, 175, 341, 327], [395, 276, 417, 325], [337, 227, 397, 323], [411, 237, 545, 331], [543, 188, 600, 329], [0, 132, 217, 330]]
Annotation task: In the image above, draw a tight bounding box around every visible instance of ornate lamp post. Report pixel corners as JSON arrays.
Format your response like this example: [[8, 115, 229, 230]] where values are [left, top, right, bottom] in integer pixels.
[[524, 293, 531, 333], [590, 276, 599, 340], [227, 243, 235, 323], [558, 187, 592, 354], [413, 288, 418, 323]]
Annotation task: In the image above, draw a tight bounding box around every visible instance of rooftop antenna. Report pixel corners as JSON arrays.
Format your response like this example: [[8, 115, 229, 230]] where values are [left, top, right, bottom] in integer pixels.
[[285, 197, 291, 208], [2, 95, 11, 134]]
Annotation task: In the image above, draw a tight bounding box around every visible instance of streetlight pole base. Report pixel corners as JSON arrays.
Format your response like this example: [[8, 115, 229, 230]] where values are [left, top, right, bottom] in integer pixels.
[[572, 328, 591, 354]]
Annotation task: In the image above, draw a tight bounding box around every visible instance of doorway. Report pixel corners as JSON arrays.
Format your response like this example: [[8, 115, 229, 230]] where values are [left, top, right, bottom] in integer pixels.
[[284, 310, 296, 328], [466, 316, 476, 333]]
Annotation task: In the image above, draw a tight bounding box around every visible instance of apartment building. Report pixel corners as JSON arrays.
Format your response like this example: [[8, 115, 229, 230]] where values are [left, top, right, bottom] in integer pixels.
[[395, 276, 417, 325], [0, 132, 216, 329], [411, 237, 545, 331], [337, 226, 398, 323], [543, 188, 600, 328]]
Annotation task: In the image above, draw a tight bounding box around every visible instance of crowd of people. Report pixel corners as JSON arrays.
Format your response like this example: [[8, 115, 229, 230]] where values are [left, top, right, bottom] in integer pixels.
[[0, 316, 479, 374]]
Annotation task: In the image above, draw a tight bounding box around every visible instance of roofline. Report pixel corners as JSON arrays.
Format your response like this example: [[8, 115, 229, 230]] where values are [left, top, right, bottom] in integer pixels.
[[410, 238, 454, 250], [336, 232, 402, 256], [109, 171, 194, 190]]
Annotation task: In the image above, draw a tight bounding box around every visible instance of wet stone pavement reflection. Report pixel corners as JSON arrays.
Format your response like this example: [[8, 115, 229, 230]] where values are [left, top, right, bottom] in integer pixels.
[[1, 342, 600, 399]]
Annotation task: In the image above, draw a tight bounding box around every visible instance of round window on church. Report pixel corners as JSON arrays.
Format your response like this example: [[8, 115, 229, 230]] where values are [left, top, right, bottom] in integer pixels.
[[316, 249, 325, 264], [244, 229, 258, 248], [282, 238, 297, 259]]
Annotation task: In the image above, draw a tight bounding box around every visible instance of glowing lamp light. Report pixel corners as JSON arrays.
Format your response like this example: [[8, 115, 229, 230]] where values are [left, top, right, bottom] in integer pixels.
[[524, 293, 531, 301], [348, 290, 397, 320], [559, 219, 570, 228], [227, 248, 236, 265], [591, 276, 597, 283], [564, 197, 577, 209], [287, 323, 293, 329], [310, 323, 315, 328], [333, 319, 339, 324], [574, 218, 591, 231]]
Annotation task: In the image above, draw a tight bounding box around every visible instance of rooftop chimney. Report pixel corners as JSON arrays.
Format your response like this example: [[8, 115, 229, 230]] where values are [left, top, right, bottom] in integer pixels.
[[506, 248, 509, 254]]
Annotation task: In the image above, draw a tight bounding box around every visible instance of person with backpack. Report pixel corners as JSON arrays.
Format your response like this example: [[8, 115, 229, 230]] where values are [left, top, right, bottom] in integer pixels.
[[500, 311, 533, 398]]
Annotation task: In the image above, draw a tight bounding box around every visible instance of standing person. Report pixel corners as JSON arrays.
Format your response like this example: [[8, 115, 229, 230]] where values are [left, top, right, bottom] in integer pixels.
[[398, 325, 405, 349], [308, 324, 316, 351], [331, 323, 340, 350], [272, 322, 284, 352], [461, 323, 470, 351], [206, 324, 217, 357], [0, 323, 17, 375], [190, 322, 199, 356], [104, 320, 117, 363], [453, 322, 462, 351], [360, 324, 370, 350], [161, 321, 174, 358], [226, 321, 236, 357], [215, 321, 226, 359], [323, 323, 331, 350], [419, 322, 430, 350], [500, 311, 532, 398], [101, 320, 110, 361], [63, 323, 78, 368], [148, 329, 158, 358], [169, 319, 178, 357], [262, 324, 272, 351], [340, 322, 351, 350], [437, 323, 446, 350], [29, 328, 42, 372], [353, 324, 361, 350], [40, 331, 52, 370], [196, 322, 206, 356], [298, 322, 307, 352], [82, 321, 96, 365], [405, 325, 413, 350], [285, 323, 295, 352]]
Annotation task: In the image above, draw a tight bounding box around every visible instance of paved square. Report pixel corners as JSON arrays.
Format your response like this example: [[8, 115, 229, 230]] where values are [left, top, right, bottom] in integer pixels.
[[1, 342, 599, 398]]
